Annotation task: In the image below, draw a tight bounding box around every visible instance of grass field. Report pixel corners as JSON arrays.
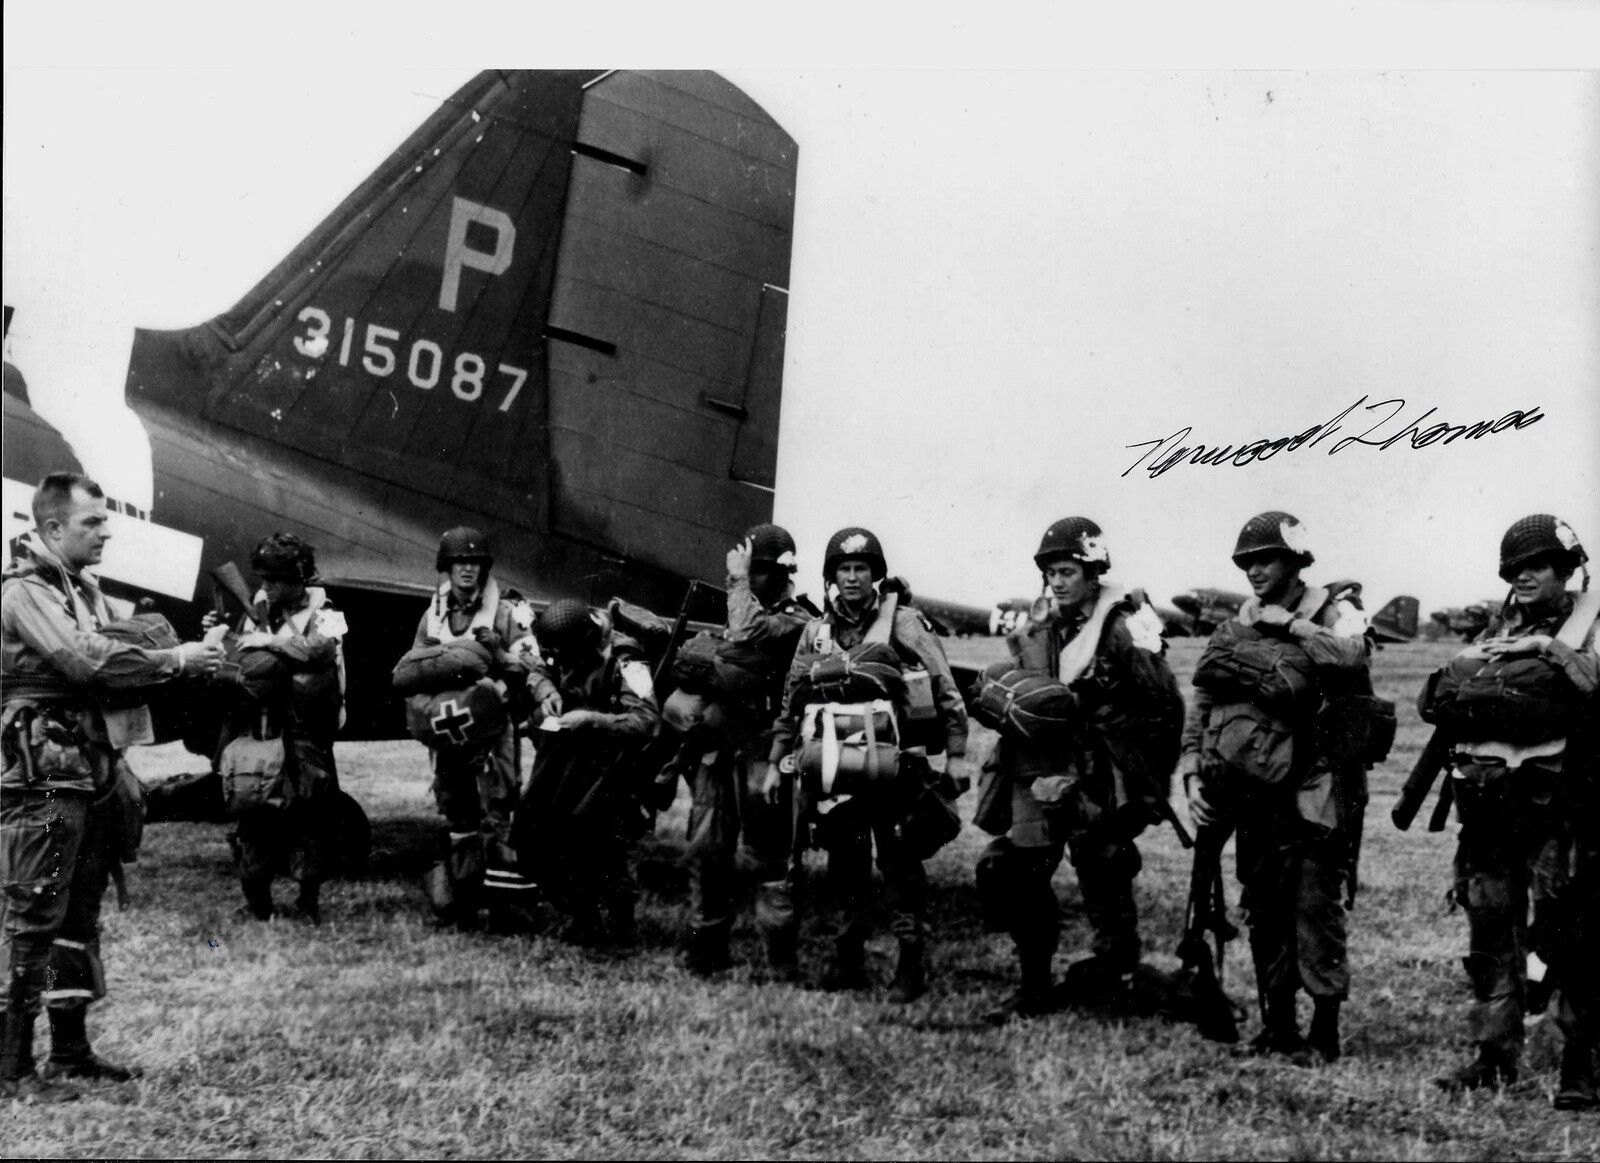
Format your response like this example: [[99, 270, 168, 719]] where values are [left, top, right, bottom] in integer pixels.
[[7, 640, 1598, 1159]]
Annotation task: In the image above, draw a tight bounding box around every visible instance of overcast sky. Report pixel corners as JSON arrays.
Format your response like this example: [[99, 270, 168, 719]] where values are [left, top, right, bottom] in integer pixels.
[[4, 8, 1597, 616]]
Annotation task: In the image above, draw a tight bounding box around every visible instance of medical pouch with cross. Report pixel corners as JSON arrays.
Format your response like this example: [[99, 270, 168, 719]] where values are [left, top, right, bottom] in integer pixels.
[[405, 678, 508, 750]]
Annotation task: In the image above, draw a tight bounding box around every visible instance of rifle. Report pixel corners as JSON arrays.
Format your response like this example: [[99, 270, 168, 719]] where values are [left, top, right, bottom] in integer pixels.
[[210, 561, 260, 629], [653, 578, 711, 690], [1391, 728, 1454, 832], [1175, 823, 1240, 1043]]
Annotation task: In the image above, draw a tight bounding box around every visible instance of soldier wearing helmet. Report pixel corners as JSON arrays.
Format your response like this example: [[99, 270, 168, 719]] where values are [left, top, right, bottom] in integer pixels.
[[515, 599, 660, 946], [209, 532, 352, 924], [413, 527, 538, 931], [766, 527, 974, 1002], [1430, 515, 1599, 1109], [974, 518, 1185, 1023], [678, 524, 817, 976], [1181, 511, 1376, 1065]]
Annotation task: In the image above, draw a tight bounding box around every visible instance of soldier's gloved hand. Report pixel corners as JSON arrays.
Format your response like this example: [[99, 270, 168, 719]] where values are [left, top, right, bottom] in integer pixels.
[[1254, 604, 1293, 628], [174, 641, 225, 677], [200, 610, 223, 632], [555, 708, 603, 731], [726, 537, 753, 582], [1185, 770, 1222, 829], [946, 755, 978, 794]]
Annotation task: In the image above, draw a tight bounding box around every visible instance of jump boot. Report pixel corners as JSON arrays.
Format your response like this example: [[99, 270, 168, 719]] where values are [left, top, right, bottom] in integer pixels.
[[40, 1006, 140, 1083], [986, 938, 1056, 1026], [1307, 998, 1342, 1064], [762, 926, 801, 985], [819, 934, 869, 991], [1245, 987, 1312, 1065], [1434, 1043, 1518, 1093], [239, 874, 275, 922], [887, 939, 926, 1005], [1554, 1039, 1598, 1112], [685, 922, 734, 977], [1, 1008, 79, 1104]]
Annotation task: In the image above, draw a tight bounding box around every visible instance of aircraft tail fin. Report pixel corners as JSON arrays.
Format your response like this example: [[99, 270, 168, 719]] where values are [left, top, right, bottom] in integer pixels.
[[1372, 595, 1420, 642], [127, 70, 797, 586]]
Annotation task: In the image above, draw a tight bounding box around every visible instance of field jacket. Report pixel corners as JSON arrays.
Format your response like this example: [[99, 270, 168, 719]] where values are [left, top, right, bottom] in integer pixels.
[[1, 535, 183, 792]]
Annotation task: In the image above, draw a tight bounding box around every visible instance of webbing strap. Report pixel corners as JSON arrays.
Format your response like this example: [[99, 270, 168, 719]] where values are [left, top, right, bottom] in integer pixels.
[[864, 593, 899, 645], [1557, 590, 1600, 650]]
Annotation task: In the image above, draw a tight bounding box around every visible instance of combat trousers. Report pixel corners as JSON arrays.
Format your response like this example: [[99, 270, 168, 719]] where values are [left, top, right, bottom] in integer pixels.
[[977, 832, 1141, 971], [2, 787, 113, 1021], [1233, 765, 1350, 1001], [687, 742, 793, 942], [1452, 768, 1585, 1058], [432, 730, 520, 905], [545, 813, 637, 936], [814, 795, 927, 949], [232, 736, 338, 904]]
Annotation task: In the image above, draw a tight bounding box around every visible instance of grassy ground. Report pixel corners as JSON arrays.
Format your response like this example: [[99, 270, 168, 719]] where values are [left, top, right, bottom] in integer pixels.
[[7, 640, 1598, 1158]]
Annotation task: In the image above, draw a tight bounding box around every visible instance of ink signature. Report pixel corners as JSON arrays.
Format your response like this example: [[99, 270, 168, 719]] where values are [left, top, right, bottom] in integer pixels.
[[1122, 396, 1544, 480]]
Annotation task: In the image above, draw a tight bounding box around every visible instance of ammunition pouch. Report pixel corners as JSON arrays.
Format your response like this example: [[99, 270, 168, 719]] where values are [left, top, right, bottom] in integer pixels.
[[391, 639, 495, 697], [1193, 622, 1318, 716], [898, 665, 942, 752], [219, 733, 290, 816], [1419, 652, 1581, 745], [1317, 694, 1397, 765]]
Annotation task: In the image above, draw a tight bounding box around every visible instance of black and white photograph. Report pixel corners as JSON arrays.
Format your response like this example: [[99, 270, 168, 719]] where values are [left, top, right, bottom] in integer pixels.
[[3, 4, 1598, 1157]]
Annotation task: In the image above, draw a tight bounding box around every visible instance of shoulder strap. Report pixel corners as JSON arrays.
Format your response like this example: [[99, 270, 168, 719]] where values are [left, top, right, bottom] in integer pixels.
[[1293, 584, 1330, 621], [864, 592, 899, 645], [1557, 590, 1600, 649]]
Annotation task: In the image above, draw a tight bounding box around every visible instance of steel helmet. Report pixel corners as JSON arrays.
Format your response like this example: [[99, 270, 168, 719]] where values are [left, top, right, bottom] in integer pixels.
[[250, 532, 318, 583], [534, 598, 602, 654], [1033, 517, 1111, 573], [435, 526, 493, 573], [745, 523, 799, 572], [1498, 514, 1588, 582], [1231, 511, 1315, 568], [822, 527, 886, 581]]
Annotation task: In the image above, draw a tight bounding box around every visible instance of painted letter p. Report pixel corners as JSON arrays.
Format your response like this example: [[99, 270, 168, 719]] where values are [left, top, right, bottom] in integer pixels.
[[439, 198, 515, 312]]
